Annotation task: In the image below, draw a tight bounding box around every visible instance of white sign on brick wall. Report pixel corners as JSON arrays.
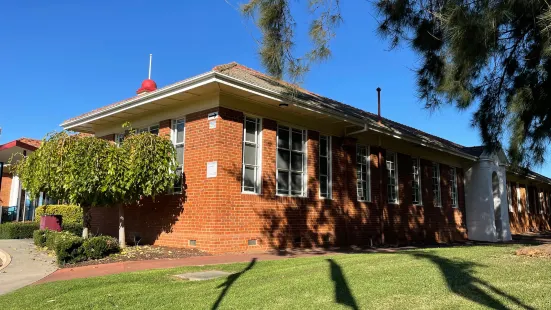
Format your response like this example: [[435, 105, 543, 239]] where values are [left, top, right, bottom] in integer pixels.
[[207, 161, 217, 178]]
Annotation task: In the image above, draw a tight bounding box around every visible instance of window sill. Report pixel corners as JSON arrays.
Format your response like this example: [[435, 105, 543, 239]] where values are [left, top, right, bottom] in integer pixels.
[[388, 201, 399, 205], [413, 203, 423, 207], [241, 191, 261, 196], [276, 194, 308, 198], [357, 200, 371, 203]]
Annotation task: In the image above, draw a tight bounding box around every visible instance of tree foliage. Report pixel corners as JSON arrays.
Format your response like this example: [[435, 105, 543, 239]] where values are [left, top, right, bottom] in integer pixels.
[[11, 130, 177, 241], [242, 0, 551, 168]]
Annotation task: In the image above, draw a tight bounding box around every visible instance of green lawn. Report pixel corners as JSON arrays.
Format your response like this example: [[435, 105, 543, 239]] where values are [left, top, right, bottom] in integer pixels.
[[1, 244, 550, 309]]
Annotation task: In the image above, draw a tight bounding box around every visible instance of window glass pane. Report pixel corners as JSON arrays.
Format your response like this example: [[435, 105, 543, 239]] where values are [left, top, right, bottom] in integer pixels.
[[277, 150, 290, 169], [291, 152, 303, 171], [320, 136, 327, 156], [320, 175, 328, 197], [244, 144, 256, 165], [176, 122, 185, 143], [149, 125, 159, 135], [291, 173, 303, 195], [278, 127, 290, 149], [174, 168, 183, 192], [291, 130, 303, 151], [245, 120, 257, 143], [243, 167, 255, 190], [277, 171, 289, 194], [320, 157, 328, 175], [176, 145, 184, 166]]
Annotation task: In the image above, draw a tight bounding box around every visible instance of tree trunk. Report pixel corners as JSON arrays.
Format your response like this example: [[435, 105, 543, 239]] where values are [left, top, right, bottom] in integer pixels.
[[118, 204, 126, 248], [82, 206, 91, 239]]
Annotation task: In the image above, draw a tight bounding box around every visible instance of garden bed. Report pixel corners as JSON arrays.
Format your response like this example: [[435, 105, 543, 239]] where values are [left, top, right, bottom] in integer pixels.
[[63, 245, 209, 268], [516, 244, 551, 258]]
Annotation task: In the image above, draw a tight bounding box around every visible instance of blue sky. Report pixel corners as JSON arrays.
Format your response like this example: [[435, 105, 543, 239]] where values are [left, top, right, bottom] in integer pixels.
[[2, 1, 548, 175]]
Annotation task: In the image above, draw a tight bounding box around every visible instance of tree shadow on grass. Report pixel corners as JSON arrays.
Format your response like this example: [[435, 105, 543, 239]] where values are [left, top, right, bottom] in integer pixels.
[[326, 259, 359, 310], [411, 252, 535, 310], [211, 258, 257, 310]]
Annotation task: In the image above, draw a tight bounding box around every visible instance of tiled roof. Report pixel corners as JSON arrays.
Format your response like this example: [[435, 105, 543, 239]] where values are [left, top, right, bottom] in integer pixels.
[[213, 62, 480, 158], [18, 137, 41, 148], [63, 61, 483, 158]]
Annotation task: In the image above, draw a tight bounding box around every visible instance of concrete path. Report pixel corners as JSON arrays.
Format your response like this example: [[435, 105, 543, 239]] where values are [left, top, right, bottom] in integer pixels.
[[0, 239, 57, 295]]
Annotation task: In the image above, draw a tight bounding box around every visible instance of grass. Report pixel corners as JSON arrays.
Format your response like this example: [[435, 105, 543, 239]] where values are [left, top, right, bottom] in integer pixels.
[[1, 244, 551, 309]]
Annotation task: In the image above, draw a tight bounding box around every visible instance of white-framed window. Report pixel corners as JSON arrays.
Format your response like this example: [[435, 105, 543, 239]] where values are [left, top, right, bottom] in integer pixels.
[[412, 157, 421, 205], [276, 125, 307, 196], [319, 135, 332, 199], [450, 167, 458, 208], [356, 145, 371, 202], [138, 124, 160, 135], [507, 183, 513, 212], [386, 151, 398, 204], [171, 118, 185, 193], [432, 162, 441, 207], [115, 134, 125, 147], [526, 186, 531, 214], [242, 116, 262, 194]]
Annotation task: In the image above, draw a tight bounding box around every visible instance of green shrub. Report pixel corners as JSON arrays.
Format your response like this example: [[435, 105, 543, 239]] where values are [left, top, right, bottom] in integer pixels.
[[82, 236, 119, 260], [33, 229, 48, 247], [35, 205, 82, 224], [62, 223, 83, 236], [44, 229, 60, 250], [54, 233, 86, 265], [0, 222, 39, 239]]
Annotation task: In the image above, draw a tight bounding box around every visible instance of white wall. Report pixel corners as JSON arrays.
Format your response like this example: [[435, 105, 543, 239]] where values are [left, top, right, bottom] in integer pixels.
[[464, 155, 512, 242]]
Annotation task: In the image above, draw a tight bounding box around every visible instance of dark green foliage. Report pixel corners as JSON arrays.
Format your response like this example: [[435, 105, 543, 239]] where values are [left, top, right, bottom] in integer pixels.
[[0, 222, 39, 239], [54, 233, 86, 265], [33, 229, 48, 247], [35, 205, 83, 224], [244, 0, 551, 168], [61, 223, 83, 236], [82, 236, 120, 260]]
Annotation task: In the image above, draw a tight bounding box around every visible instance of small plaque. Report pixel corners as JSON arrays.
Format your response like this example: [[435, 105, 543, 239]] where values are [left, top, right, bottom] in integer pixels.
[[207, 161, 217, 178], [209, 120, 216, 129]]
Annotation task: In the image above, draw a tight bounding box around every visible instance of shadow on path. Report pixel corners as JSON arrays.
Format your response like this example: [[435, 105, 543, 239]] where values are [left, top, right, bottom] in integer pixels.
[[211, 258, 257, 310], [412, 253, 535, 310], [326, 259, 359, 310]]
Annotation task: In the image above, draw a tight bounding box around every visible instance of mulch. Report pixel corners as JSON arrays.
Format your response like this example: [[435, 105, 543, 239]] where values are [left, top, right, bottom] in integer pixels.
[[63, 245, 209, 268], [515, 244, 551, 258]]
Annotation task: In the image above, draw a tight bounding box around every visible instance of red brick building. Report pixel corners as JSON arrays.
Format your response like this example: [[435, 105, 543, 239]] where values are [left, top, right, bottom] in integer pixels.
[[60, 63, 551, 253]]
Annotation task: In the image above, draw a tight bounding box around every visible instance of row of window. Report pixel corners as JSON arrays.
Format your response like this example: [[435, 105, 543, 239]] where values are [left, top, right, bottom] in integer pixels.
[[242, 117, 459, 206], [120, 116, 459, 205], [507, 182, 550, 214]]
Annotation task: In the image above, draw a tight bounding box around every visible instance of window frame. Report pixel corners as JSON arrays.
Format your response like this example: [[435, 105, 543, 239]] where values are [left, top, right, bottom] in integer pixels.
[[138, 124, 160, 135], [386, 151, 399, 204], [517, 185, 522, 212], [450, 167, 458, 208], [275, 124, 307, 197], [432, 162, 442, 207], [412, 157, 422, 205], [242, 116, 263, 194], [114, 134, 125, 147], [507, 183, 514, 212], [319, 135, 332, 199], [356, 144, 371, 202], [171, 118, 186, 194]]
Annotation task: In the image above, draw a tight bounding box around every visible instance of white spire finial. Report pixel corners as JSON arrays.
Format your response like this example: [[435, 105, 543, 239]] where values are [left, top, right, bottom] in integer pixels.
[[148, 54, 152, 79]]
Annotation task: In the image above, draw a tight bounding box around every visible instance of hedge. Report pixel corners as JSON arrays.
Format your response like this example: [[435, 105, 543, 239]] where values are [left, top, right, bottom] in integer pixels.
[[62, 223, 83, 236], [33, 230, 119, 266], [0, 222, 39, 239], [35, 205, 83, 224]]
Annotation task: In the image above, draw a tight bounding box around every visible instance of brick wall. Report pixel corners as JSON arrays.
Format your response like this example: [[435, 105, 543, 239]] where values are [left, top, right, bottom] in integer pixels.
[[508, 181, 551, 233], [89, 106, 469, 253]]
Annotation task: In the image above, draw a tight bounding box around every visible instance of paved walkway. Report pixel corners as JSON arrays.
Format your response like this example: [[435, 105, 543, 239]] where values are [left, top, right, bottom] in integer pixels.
[[0, 239, 57, 295]]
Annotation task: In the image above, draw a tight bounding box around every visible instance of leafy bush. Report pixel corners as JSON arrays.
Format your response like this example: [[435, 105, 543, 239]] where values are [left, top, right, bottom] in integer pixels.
[[35, 205, 82, 224], [44, 230, 60, 250], [62, 223, 83, 236], [54, 233, 85, 265], [33, 229, 48, 247], [82, 236, 120, 260], [0, 222, 39, 239]]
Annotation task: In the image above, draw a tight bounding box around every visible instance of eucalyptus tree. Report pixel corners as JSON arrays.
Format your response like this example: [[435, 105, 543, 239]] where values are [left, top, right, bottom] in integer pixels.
[[242, 0, 551, 168]]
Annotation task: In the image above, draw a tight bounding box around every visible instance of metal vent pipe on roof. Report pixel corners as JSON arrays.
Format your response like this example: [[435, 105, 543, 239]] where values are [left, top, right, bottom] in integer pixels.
[[377, 87, 382, 124]]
